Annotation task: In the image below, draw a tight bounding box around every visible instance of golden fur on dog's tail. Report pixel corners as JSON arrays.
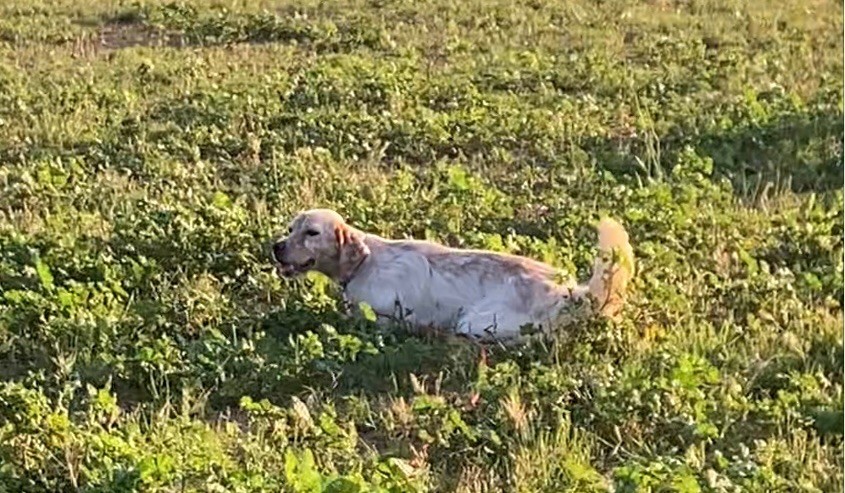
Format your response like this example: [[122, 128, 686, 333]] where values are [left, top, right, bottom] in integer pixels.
[[585, 218, 635, 318]]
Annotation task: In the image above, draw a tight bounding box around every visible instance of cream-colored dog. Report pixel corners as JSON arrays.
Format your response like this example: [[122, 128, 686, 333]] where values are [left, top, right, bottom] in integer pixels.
[[272, 209, 634, 341]]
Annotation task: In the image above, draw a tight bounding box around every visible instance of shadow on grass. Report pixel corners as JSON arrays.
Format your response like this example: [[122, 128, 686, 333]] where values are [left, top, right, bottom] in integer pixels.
[[215, 304, 483, 404], [594, 105, 844, 196]]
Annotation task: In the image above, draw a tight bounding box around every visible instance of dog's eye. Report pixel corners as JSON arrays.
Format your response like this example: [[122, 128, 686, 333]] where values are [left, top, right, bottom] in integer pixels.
[[287, 227, 293, 234], [305, 229, 320, 237]]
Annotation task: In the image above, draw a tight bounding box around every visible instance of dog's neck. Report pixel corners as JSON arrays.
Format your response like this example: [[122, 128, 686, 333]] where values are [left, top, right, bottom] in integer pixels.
[[338, 245, 369, 289]]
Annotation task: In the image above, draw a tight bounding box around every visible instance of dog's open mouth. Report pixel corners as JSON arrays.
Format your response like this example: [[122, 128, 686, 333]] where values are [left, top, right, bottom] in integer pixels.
[[276, 259, 315, 277]]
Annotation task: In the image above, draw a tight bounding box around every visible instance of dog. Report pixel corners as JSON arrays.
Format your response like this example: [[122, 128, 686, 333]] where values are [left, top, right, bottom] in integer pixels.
[[271, 209, 634, 342]]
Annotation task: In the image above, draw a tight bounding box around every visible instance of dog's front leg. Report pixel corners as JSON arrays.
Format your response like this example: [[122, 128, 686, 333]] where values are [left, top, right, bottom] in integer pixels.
[[340, 292, 408, 328]]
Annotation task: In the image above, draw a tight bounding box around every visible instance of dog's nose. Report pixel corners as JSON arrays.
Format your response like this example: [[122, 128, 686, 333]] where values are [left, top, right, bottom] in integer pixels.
[[272, 241, 286, 262]]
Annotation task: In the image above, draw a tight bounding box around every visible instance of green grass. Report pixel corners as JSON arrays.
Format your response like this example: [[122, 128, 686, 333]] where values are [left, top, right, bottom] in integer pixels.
[[0, 0, 842, 491]]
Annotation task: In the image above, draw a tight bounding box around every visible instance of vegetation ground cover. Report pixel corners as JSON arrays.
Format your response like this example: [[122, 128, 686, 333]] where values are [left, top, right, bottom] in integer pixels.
[[0, 0, 842, 491]]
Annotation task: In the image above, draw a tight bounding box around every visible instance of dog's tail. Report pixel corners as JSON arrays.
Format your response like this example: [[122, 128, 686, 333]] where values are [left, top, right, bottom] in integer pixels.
[[581, 218, 635, 318]]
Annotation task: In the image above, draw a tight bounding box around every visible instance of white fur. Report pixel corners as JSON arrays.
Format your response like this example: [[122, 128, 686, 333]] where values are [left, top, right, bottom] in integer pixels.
[[273, 210, 634, 342], [341, 237, 566, 339]]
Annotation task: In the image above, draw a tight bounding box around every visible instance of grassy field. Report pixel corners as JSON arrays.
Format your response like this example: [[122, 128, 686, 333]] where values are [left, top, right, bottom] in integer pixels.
[[0, 0, 842, 491]]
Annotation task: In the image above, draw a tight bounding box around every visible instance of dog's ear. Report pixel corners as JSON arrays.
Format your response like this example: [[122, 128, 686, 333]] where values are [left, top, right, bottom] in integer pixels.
[[335, 223, 370, 279]]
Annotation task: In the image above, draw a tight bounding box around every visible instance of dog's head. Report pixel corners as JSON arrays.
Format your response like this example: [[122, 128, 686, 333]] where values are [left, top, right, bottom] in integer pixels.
[[271, 209, 370, 282]]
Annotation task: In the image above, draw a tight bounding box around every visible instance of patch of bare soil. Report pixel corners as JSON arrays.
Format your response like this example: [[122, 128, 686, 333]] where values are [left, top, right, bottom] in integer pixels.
[[97, 22, 184, 50]]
